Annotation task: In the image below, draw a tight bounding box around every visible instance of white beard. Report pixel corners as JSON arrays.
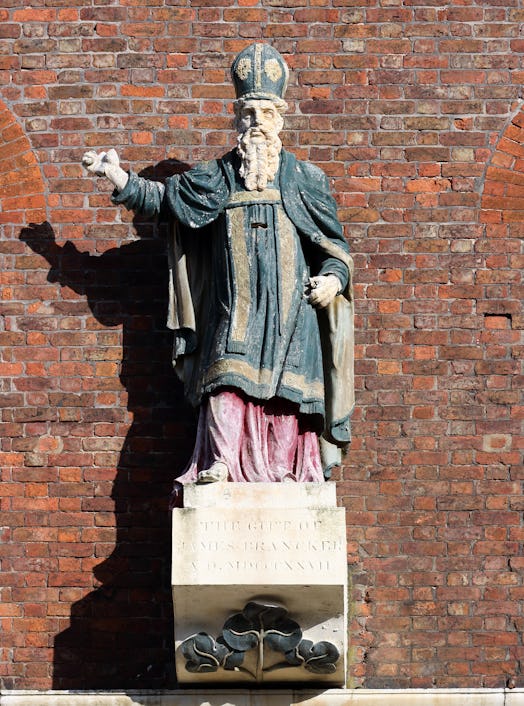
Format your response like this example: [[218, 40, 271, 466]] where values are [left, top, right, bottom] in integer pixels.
[[236, 128, 282, 191]]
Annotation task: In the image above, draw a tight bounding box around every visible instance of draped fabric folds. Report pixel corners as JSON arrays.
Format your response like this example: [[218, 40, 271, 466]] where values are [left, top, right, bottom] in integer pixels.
[[113, 149, 355, 477]]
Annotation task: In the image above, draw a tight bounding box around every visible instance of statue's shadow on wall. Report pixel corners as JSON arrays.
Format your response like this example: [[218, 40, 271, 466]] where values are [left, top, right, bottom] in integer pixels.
[[20, 161, 193, 689]]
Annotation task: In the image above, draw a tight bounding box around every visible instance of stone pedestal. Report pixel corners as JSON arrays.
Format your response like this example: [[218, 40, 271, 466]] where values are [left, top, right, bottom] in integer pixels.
[[171, 483, 347, 686]]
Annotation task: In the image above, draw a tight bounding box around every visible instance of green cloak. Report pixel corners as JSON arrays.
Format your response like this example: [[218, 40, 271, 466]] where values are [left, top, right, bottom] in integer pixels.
[[113, 149, 355, 464]]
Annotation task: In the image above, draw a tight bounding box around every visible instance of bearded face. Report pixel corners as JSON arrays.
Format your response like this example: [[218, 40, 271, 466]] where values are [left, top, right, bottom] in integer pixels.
[[234, 99, 284, 192]]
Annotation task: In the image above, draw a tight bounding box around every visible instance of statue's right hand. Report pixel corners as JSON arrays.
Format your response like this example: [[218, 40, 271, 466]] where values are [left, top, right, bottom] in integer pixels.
[[82, 149, 120, 177]]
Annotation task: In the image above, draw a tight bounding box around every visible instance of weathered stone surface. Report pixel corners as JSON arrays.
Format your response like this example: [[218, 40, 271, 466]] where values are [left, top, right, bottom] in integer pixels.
[[182, 482, 336, 509], [171, 483, 347, 685]]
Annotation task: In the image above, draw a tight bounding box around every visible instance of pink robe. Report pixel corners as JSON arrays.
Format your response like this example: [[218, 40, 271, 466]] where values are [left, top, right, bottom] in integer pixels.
[[175, 389, 324, 485]]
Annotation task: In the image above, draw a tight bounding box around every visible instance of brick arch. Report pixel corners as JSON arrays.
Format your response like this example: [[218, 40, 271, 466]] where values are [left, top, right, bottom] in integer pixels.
[[0, 98, 46, 225], [481, 104, 524, 224]]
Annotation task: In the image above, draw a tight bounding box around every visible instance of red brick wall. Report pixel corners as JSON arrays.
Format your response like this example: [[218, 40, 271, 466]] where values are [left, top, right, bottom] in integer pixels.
[[1, 1, 523, 691]]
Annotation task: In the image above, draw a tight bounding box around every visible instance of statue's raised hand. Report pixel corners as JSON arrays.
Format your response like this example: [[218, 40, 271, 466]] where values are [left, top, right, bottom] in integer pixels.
[[82, 148, 119, 176], [82, 149, 128, 192]]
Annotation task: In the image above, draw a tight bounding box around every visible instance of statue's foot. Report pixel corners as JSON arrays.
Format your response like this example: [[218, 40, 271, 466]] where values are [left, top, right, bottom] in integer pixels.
[[197, 462, 229, 484]]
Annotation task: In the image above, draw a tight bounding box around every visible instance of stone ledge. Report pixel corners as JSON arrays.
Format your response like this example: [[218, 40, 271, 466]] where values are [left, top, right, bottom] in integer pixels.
[[182, 482, 337, 509], [1, 689, 523, 706]]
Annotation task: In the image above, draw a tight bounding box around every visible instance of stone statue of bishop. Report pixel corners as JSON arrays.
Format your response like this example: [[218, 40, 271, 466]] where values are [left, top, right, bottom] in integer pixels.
[[83, 43, 354, 488]]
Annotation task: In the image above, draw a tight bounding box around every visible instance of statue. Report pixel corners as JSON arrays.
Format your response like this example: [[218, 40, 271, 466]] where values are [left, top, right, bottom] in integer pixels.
[[82, 43, 354, 487]]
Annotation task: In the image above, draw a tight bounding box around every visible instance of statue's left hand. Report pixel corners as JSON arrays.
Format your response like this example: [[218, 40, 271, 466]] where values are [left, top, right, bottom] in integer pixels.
[[307, 274, 341, 309]]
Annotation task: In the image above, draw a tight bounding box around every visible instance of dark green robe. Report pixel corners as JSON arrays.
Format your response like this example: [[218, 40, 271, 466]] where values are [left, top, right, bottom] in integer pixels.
[[113, 149, 354, 446]]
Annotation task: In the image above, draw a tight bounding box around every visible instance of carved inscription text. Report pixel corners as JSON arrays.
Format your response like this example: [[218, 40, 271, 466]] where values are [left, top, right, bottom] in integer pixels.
[[173, 510, 346, 583]]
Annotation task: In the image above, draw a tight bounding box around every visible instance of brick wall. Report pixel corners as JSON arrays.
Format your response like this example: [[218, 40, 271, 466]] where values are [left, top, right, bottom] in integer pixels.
[[1, 0, 523, 691]]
